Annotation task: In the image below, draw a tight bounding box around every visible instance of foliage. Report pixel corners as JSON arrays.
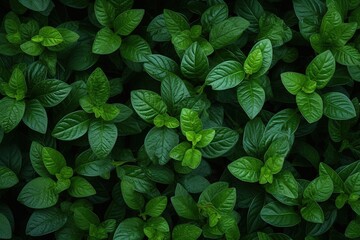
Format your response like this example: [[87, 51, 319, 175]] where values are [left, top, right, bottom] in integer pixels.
[[0, 0, 360, 239]]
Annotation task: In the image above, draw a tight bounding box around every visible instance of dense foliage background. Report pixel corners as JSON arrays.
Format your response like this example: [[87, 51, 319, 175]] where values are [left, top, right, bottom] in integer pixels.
[[1, 0, 360, 239]]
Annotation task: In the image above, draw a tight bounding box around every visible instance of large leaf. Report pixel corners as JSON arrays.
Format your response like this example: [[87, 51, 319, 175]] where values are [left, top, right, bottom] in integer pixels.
[[144, 54, 179, 81], [228, 157, 263, 183], [86, 67, 110, 106], [202, 127, 239, 158], [181, 42, 209, 79], [296, 91, 323, 123], [31, 79, 71, 107], [163, 9, 190, 36], [88, 120, 118, 158], [18, 0, 50, 11], [26, 207, 67, 236], [303, 175, 334, 202], [260, 202, 301, 227], [131, 90, 167, 123], [237, 80, 265, 119], [120, 35, 151, 62], [306, 50, 335, 89], [323, 92, 356, 120], [114, 9, 144, 36], [205, 60, 245, 90], [92, 27, 121, 55], [52, 110, 90, 141], [280, 72, 307, 95], [209, 17, 250, 49], [94, 0, 115, 27], [22, 99, 48, 134], [17, 177, 58, 209], [113, 217, 144, 240], [0, 97, 25, 133], [145, 127, 179, 165]]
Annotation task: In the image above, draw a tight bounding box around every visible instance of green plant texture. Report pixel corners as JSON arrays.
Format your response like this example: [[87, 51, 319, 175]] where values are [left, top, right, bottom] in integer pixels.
[[0, 0, 360, 239]]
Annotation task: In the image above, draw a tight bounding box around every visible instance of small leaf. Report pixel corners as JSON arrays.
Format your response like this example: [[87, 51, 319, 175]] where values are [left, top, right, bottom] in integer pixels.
[[39, 26, 63, 47], [181, 42, 209, 79], [88, 120, 117, 158], [237, 80, 265, 119], [296, 91, 323, 123], [26, 207, 67, 236], [144, 196, 168, 217], [131, 90, 167, 123], [92, 27, 121, 55], [68, 176, 96, 197], [281, 72, 307, 95], [323, 92, 356, 120], [52, 110, 90, 141], [306, 50, 335, 89], [114, 9, 144, 36], [228, 157, 263, 183], [260, 202, 301, 227]]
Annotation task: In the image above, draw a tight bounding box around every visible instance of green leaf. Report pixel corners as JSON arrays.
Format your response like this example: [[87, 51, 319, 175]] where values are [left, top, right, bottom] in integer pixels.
[[323, 92, 356, 120], [170, 142, 192, 161], [41, 147, 66, 175], [319, 162, 344, 193], [26, 207, 67, 236], [171, 184, 199, 220], [92, 27, 122, 55], [266, 171, 299, 199], [296, 91, 323, 123], [144, 54, 179, 81], [88, 120, 117, 158], [237, 80, 265, 119], [20, 41, 44, 56], [120, 35, 151, 62], [131, 90, 167, 123], [52, 110, 90, 141], [94, 0, 115, 27], [201, 4, 228, 31], [145, 127, 179, 165], [260, 202, 301, 227], [0, 166, 18, 189], [163, 9, 190, 36], [31, 79, 71, 107], [120, 180, 145, 210], [75, 149, 113, 177], [234, 0, 264, 32], [306, 50, 336, 89], [86, 67, 110, 106], [172, 224, 202, 240], [244, 48, 263, 75], [248, 39, 273, 78], [6, 67, 27, 100], [181, 42, 209, 79], [30, 141, 50, 178], [345, 172, 360, 195], [68, 176, 96, 197], [0, 213, 12, 239], [205, 60, 245, 90], [0, 97, 25, 133], [17, 177, 58, 209], [346, 218, 360, 238], [73, 207, 100, 230], [257, 13, 292, 47], [180, 108, 202, 135], [228, 157, 263, 183], [199, 182, 236, 212], [22, 99, 48, 134], [303, 175, 334, 202], [300, 201, 324, 223], [18, 0, 50, 11], [147, 14, 171, 42], [202, 127, 239, 158], [196, 129, 215, 148], [182, 148, 202, 169], [280, 72, 307, 95], [144, 196, 168, 217], [114, 9, 144, 36], [333, 45, 360, 66], [209, 17, 250, 49], [243, 117, 265, 156], [113, 217, 145, 240], [39, 26, 63, 47]]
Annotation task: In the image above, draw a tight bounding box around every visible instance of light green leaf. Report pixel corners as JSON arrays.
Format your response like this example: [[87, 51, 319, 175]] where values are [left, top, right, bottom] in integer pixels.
[[306, 50, 335, 89], [88, 120, 117, 158], [144, 196, 168, 217], [131, 90, 167, 123], [114, 9, 144, 36], [244, 48, 263, 75], [180, 108, 202, 135], [205, 60, 245, 90], [266, 171, 299, 199], [237, 80, 265, 119], [41, 147, 66, 175], [296, 91, 323, 123], [22, 99, 48, 134], [0, 97, 25, 133], [92, 27, 121, 55], [52, 110, 90, 141], [196, 129, 215, 148], [181, 42, 209, 79], [68, 176, 96, 197], [182, 148, 202, 169], [333, 45, 360, 66], [260, 202, 301, 227], [249, 39, 273, 78], [20, 41, 44, 56], [280, 72, 307, 95], [323, 92, 356, 120], [39, 26, 63, 47], [209, 17, 250, 49], [17, 177, 58, 209]]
